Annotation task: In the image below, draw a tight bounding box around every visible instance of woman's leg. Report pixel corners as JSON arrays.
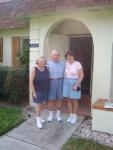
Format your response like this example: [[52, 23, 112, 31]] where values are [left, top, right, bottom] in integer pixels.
[[67, 99, 73, 114], [42, 101, 47, 110], [72, 100, 78, 114], [67, 99, 73, 123], [36, 103, 46, 122], [70, 100, 78, 124], [35, 104, 42, 116], [35, 104, 43, 128]]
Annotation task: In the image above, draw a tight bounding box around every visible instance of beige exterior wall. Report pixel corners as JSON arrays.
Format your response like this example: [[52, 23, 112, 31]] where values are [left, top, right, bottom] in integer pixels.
[[44, 34, 69, 60], [0, 28, 29, 66], [30, 10, 113, 105], [110, 45, 113, 98]]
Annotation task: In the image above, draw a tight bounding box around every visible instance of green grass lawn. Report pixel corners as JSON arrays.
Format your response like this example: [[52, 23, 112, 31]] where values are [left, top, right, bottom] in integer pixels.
[[0, 107, 23, 136], [61, 137, 113, 150]]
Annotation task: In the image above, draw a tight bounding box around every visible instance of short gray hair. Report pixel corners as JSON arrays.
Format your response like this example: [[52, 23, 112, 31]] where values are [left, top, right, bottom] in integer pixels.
[[51, 50, 59, 55], [36, 56, 47, 64]]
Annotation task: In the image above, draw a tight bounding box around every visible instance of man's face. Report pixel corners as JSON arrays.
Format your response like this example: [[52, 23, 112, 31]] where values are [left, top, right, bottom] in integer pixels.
[[51, 53, 60, 62]]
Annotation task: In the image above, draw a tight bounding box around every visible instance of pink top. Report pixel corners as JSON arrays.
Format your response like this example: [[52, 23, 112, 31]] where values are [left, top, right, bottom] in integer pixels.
[[65, 61, 82, 79]]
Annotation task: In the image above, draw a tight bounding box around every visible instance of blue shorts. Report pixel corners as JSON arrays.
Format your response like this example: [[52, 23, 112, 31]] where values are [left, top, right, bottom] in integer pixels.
[[48, 79, 63, 100], [63, 78, 81, 100]]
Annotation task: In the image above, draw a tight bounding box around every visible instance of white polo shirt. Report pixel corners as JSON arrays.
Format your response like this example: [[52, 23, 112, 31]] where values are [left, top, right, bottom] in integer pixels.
[[65, 61, 82, 79]]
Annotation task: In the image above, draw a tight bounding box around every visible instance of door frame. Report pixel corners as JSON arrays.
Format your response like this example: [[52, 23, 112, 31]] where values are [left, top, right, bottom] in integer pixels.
[[69, 34, 94, 96]]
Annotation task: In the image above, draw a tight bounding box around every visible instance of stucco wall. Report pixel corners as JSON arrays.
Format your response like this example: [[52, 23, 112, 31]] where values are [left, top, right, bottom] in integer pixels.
[[0, 28, 29, 66], [44, 33, 69, 60], [92, 109, 113, 134], [110, 42, 113, 98], [30, 10, 113, 105]]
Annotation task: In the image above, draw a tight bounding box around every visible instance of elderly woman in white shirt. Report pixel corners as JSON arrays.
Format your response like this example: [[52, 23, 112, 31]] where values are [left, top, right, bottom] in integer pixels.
[[63, 51, 84, 124]]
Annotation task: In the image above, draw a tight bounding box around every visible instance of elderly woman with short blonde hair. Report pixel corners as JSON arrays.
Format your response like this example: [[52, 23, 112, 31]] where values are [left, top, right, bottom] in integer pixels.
[[30, 56, 50, 128]]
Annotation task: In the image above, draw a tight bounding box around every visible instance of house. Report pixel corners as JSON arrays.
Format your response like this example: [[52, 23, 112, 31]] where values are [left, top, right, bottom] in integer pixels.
[[0, 0, 113, 134]]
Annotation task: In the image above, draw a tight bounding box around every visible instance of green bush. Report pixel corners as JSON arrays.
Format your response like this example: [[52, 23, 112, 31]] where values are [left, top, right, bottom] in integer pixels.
[[17, 39, 29, 67], [0, 67, 9, 97], [0, 67, 29, 104]]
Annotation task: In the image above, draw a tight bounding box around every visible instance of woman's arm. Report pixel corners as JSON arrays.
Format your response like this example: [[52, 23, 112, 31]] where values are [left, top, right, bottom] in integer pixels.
[[72, 68, 84, 90], [30, 68, 37, 98], [77, 68, 84, 87]]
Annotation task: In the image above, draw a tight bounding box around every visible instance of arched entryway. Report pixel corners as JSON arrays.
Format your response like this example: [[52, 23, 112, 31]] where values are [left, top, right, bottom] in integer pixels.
[[44, 19, 94, 116]]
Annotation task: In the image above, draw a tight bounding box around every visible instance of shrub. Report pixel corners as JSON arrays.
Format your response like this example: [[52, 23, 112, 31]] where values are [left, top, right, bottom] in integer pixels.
[[0, 67, 9, 98], [0, 39, 29, 104], [0, 67, 29, 104], [17, 39, 29, 68], [5, 67, 29, 103]]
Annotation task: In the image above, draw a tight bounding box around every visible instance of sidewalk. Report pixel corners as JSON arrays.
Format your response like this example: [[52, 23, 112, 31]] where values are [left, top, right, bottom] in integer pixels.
[[0, 110, 84, 150]]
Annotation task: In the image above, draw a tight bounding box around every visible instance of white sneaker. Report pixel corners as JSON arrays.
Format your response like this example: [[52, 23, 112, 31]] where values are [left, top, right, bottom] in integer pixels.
[[67, 114, 73, 123], [56, 113, 62, 122], [36, 117, 43, 129], [70, 114, 77, 125], [47, 111, 53, 122], [40, 118, 46, 123]]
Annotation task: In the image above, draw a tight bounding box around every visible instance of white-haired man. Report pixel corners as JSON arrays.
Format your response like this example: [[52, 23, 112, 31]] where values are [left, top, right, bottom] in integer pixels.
[[47, 50, 65, 122]]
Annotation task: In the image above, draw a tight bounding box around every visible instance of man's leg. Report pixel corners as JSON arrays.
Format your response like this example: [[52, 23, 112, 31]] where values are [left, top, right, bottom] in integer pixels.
[[56, 79, 64, 122], [47, 101, 54, 121], [47, 79, 56, 121], [56, 99, 62, 122]]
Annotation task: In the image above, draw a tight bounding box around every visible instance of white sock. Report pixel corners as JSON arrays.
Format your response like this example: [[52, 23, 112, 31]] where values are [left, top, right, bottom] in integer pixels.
[[72, 114, 77, 117], [49, 111, 53, 115], [70, 113, 73, 117], [56, 110, 60, 115], [36, 116, 40, 121]]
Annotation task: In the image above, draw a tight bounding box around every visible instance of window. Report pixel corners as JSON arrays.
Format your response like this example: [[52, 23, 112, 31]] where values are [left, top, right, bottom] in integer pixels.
[[0, 38, 3, 62]]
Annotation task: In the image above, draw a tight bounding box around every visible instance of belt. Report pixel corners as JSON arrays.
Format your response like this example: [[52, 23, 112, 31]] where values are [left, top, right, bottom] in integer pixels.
[[64, 77, 78, 80], [50, 77, 63, 80]]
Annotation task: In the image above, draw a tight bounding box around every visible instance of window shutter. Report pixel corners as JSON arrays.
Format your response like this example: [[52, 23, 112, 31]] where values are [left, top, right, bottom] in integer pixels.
[[12, 37, 20, 67], [0, 38, 3, 62]]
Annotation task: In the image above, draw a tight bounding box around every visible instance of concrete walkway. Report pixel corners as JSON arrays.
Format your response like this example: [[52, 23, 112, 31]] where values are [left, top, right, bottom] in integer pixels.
[[0, 110, 84, 150]]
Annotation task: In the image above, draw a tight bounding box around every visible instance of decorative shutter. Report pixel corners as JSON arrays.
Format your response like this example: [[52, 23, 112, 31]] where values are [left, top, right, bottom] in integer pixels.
[[12, 37, 20, 67], [0, 38, 3, 62]]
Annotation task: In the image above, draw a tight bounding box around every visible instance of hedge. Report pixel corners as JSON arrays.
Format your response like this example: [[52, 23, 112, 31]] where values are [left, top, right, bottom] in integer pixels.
[[0, 66, 29, 104]]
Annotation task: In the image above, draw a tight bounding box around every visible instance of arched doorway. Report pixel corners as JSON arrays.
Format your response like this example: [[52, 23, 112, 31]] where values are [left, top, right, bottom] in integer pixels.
[[44, 19, 94, 116]]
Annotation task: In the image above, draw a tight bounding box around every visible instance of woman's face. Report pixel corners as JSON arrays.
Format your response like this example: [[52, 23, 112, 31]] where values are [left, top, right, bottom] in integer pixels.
[[66, 55, 74, 63], [38, 58, 46, 67]]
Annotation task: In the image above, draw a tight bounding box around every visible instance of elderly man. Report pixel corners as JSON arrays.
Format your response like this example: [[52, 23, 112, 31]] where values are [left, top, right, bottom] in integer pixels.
[[47, 50, 65, 122]]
